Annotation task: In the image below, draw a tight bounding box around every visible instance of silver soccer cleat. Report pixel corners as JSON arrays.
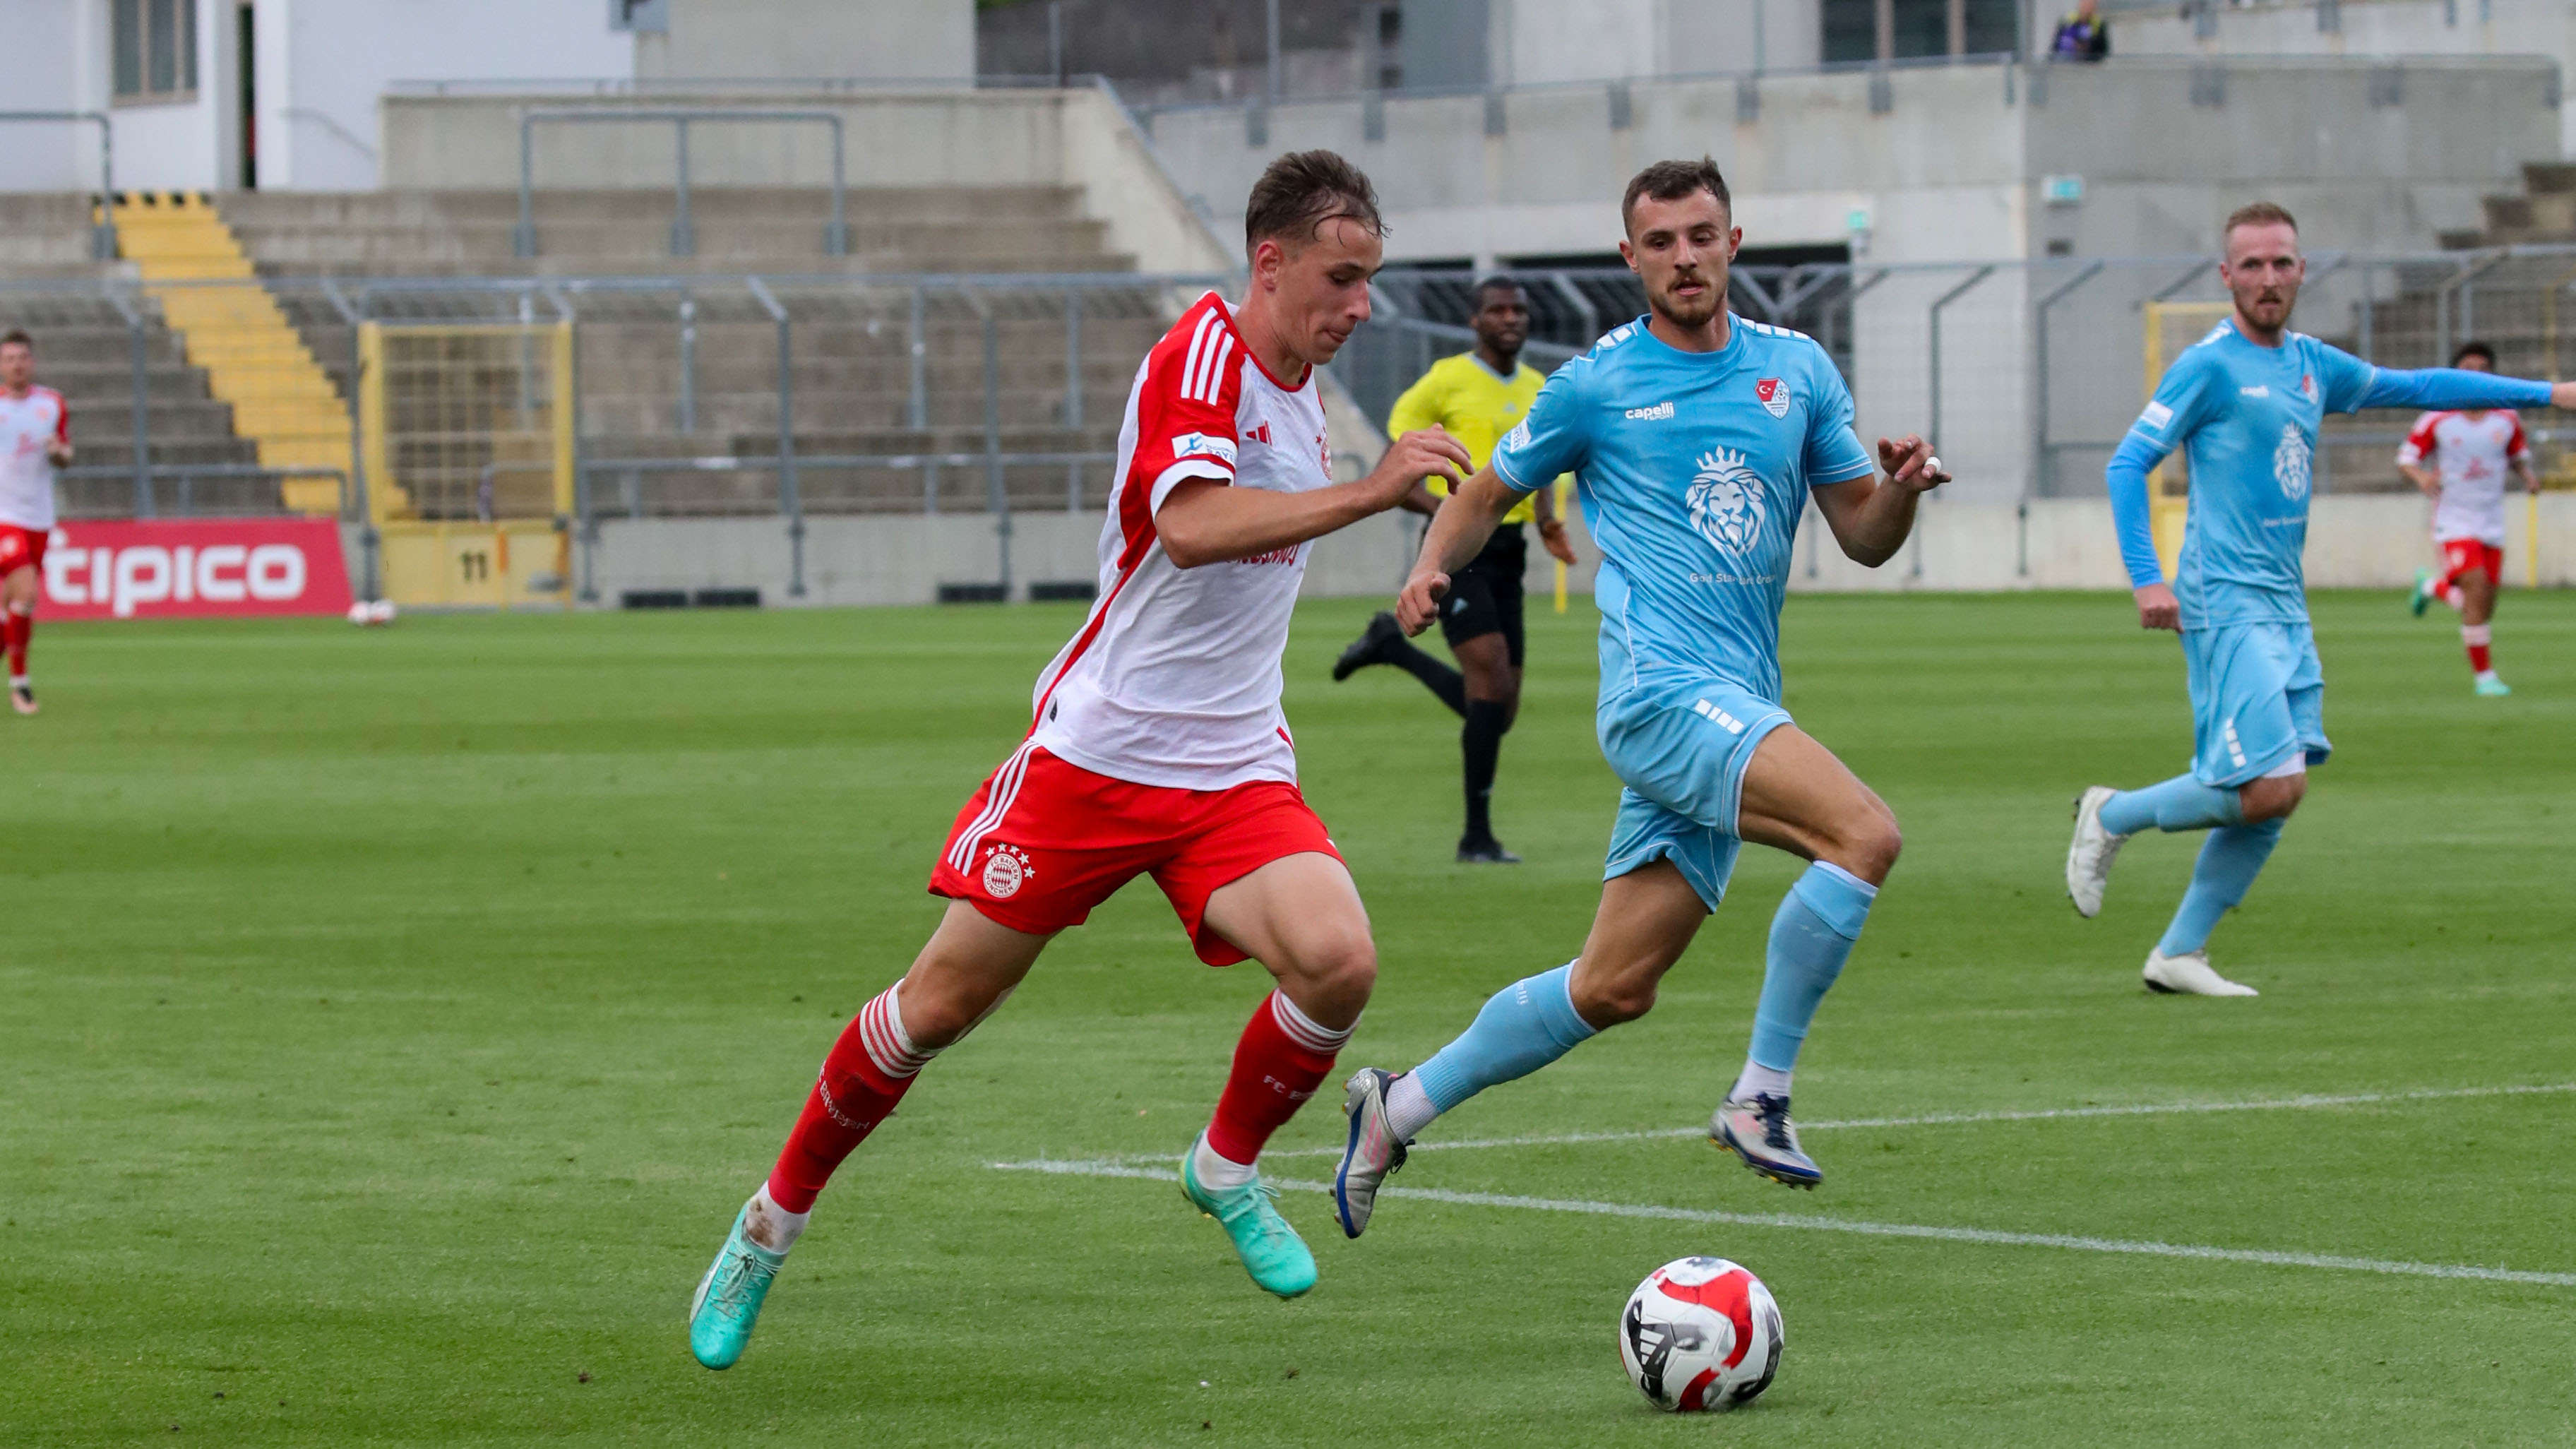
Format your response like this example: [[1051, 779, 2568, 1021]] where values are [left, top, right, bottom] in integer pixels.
[[1710, 1095, 1821, 1190], [2065, 785, 2131, 918], [1332, 1067, 1412, 1238]]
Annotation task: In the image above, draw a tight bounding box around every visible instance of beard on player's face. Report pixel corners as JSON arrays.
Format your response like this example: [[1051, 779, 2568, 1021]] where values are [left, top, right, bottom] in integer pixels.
[[1650, 264, 1724, 328]]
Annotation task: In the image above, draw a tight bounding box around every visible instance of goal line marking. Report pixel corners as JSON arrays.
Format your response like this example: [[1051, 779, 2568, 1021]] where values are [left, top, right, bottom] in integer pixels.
[[1186, 1080, 2576, 1164], [987, 1158, 2576, 1289]]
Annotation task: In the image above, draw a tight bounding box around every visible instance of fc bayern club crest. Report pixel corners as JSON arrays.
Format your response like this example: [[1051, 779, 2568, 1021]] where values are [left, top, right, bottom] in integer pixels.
[[1754, 378, 1789, 419], [981, 844, 1034, 899]]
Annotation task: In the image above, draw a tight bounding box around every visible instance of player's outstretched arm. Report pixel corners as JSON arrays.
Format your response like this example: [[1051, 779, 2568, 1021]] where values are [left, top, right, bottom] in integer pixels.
[[2349, 366, 2576, 415], [1157, 428, 1471, 568], [1397, 465, 1519, 634], [1811, 434, 1949, 568]]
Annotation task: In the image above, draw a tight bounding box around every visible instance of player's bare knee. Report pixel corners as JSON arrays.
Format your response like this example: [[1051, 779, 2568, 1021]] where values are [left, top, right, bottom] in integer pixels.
[[1823, 802, 1902, 885], [1575, 976, 1656, 1027], [1282, 932, 1376, 1022]]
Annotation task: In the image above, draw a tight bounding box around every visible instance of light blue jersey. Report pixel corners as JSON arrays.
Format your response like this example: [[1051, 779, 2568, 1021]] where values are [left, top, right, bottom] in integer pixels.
[[1493, 313, 1874, 700], [2104, 317, 2551, 784], [2106, 318, 2551, 630], [1493, 314, 1876, 907]]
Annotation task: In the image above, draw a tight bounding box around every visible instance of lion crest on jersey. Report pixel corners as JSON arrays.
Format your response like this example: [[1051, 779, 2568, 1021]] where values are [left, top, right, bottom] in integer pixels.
[[1688, 449, 1767, 556], [2272, 423, 2312, 501]]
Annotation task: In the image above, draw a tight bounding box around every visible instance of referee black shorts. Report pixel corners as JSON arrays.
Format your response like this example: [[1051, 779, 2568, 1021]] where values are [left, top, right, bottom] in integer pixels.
[[1436, 523, 1527, 668]]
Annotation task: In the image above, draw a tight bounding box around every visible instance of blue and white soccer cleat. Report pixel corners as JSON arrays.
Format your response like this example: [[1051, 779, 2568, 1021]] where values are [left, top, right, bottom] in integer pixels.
[[2474, 676, 2513, 697], [2065, 785, 2131, 918], [1333, 1067, 1411, 1239], [688, 1205, 787, 1370], [1710, 1095, 1823, 1190], [1180, 1145, 1317, 1299]]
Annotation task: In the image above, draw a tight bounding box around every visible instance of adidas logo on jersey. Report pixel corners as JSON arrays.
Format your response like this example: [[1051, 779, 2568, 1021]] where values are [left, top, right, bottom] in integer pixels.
[[1625, 401, 1676, 421]]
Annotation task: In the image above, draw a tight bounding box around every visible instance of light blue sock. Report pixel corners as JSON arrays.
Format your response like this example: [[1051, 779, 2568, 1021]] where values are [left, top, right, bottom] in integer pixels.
[[2099, 773, 2243, 836], [1409, 962, 1597, 1114], [1746, 862, 1878, 1073], [2157, 819, 2285, 956]]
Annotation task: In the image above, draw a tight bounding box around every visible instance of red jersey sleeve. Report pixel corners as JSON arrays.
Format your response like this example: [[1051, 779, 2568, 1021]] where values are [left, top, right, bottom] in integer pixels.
[[2505, 410, 2529, 459], [2397, 411, 2442, 467], [1113, 294, 1248, 566], [46, 388, 68, 446]]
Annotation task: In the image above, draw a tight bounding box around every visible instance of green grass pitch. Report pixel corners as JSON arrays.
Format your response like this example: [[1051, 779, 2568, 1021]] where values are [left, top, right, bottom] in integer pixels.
[[4, 590, 2573, 1446]]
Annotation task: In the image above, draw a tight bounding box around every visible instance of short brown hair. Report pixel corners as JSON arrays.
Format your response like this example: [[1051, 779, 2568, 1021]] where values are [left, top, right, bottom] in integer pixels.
[[0, 329, 30, 352], [1244, 150, 1385, 254], [2224, 201, 2298, 239], [1623, 157, 1732, 235]]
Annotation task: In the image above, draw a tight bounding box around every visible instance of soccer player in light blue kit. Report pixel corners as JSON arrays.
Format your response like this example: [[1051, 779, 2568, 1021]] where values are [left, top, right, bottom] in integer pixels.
[[2065, 202, 2576, 996], [1330, 158, 1949, 1222]]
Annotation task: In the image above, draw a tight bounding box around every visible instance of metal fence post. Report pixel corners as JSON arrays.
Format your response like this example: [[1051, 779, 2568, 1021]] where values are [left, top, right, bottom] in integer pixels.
[[1063, 285, 1083, 429], [1926, 264, 1996, 458], [98, 289, 152, 515], [671, 117, 693, 258], [515, 111, 537, 256], [825, 119, 849, 256], [2030, 258, 2103, 501], [322, 278, 378, 596], [749, 278, 804, 598], [678, 295, 698, 433], [984, 301, 1011, 599], [907, 286, 929, 431]]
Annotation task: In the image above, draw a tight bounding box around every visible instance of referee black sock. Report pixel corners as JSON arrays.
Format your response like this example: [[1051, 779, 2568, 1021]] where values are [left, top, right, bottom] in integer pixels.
[[1462, 700, 1510, 842], [1385, 636, 1467, 717]]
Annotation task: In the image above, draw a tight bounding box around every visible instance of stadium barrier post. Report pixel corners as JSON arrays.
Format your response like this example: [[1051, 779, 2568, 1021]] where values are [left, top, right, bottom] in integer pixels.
[[908, 286, 929, 430], [98, 288, 153, 516], [982, 297, 1013, 599], [2031, 258, 2104, 501], [678, 296, 698, 434], [748, 277, 804, 600], [672, 117, 693, 258]]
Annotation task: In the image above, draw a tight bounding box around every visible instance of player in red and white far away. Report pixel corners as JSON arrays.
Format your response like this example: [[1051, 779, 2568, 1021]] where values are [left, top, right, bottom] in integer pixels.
[[2400, 340, 2538, 696], [0, 329, 72, 715], [684, 151, 1474, 1370]]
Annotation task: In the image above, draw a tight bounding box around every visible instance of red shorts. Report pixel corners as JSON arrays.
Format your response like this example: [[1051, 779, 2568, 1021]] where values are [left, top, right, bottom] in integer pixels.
[[2440, 538, 2503, 586], [928, 743, 1340, 966], [0, 526, 46, 576]]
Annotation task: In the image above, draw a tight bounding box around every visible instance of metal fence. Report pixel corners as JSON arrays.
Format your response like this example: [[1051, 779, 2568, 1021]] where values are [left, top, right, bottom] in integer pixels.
[[10, 246, 2576, 545]]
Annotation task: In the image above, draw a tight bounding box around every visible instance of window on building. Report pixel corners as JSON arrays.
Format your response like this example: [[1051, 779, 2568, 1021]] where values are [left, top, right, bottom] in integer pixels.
[[113, 0, 198, 104], [1821, 0, 2017, 64], [610, 0, 669, 33]]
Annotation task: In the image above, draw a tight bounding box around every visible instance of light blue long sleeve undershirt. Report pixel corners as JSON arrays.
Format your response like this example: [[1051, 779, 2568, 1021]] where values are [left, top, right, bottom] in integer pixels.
[[2106, 366, 2555, 590]]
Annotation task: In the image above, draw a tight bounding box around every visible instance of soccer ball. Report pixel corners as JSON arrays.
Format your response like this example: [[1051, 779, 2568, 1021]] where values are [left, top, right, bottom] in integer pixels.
[[1618, 1257, 1784, 1412], [347, 599, 397, 627]]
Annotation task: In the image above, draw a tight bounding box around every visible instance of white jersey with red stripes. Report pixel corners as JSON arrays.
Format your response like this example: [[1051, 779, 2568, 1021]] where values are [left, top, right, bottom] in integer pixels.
[[2399, 407, 2524, 546], [1027, 291, 1335, 791], [0, 386, 68, 531]]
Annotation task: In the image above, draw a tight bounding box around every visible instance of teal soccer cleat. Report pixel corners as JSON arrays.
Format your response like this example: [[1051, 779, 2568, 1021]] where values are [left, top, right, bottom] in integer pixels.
[[2410, 567, 2435, 618], [1180, 1145, 1317, 1299], [2475, 676, 2513, 697], [688, 1205, 787, 1370]]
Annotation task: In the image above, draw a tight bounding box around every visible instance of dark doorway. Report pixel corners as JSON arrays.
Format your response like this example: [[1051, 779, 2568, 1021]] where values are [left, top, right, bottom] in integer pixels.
[[236, 2, 255, 189]]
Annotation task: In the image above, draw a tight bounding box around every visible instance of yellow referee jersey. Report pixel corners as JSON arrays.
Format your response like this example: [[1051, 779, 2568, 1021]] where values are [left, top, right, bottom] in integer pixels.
[[1386, 351, 1554, 525]]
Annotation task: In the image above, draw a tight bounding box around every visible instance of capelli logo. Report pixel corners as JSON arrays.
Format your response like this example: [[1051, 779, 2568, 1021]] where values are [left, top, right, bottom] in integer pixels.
[[1626, 402, 1676, 422]]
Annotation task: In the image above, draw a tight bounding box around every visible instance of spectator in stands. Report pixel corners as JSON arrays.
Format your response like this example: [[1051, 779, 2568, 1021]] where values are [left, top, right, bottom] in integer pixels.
[[2052, 0, 2111, 60]]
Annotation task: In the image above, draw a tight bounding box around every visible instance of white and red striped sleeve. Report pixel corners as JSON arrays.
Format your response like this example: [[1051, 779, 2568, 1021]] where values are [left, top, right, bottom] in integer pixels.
[[1124, 294, 1246, 518], [2504, 409, 2529, 459], [2397, 410, 2443, 467], [45, 387, 68, 447]]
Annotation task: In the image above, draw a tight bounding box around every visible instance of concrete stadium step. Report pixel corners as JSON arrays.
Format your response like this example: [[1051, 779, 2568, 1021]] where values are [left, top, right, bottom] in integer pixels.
[[116, 193, 357, 513]]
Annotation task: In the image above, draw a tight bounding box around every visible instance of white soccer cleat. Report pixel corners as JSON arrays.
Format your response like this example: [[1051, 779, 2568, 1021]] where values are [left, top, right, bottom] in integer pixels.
[[2065, 786, 2130, 918], [2142, 948, 2258, 997]]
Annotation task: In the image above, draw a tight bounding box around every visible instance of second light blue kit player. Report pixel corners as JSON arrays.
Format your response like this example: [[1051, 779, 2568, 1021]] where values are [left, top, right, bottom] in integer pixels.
[[2065, 201, 2575, 996], [1331, 157, 1948, 1228]]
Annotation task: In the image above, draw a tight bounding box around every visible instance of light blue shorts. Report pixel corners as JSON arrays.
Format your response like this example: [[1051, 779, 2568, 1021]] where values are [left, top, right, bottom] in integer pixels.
[[2183, 621, 2330, 788], [1598, 676, 1793, 912]]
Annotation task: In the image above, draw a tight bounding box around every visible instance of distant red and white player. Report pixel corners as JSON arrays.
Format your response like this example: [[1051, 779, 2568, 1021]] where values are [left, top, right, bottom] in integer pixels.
[[0, 328, 72, 715], [2399, 340, 2537, 696], [684, 151, 1474, 1370]]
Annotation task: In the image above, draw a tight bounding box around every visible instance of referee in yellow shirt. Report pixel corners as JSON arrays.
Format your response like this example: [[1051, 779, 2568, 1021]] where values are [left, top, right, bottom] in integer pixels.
[[1332, 276, 1576, 864]]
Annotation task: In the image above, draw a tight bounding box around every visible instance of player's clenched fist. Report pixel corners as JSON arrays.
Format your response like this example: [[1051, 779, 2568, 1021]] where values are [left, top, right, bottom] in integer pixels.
[[1362, 427, 1473, 510], [1395, 566, 1450, 636], [2132, 582, 2181, 632]]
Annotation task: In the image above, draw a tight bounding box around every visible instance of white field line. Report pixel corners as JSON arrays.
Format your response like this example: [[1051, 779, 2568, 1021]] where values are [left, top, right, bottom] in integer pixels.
[[990, 1159, 2576, 1289], [1146, 1080, 2576, 1164]]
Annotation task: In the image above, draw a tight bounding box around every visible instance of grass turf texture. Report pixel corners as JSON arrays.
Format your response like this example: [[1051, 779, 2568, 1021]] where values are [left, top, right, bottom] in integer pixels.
[[4, 592, 2572, 1447]]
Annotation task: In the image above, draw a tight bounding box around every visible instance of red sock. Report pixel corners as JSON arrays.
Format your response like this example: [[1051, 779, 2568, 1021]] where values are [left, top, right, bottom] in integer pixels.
[[3, 607, 26, 679], [765, 984, 936, 1214], [2463, 624, 2493, 674], [1204, 991, 1352, 1165]]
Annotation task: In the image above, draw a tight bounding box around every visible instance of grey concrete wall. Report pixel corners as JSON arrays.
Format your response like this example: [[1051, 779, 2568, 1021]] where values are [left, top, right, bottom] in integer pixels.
[[639, 0, 974, 80], [1145, 57, 2556, 268], [377, 87, 1234, 275], [561, 495, 2576, 608]]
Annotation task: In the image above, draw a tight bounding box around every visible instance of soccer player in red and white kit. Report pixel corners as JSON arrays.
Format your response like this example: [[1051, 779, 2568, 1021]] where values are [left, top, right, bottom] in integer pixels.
[[0, 329, 72, 715], [2400, 341, 2537, 696], [686, 152, 1474, 1369]]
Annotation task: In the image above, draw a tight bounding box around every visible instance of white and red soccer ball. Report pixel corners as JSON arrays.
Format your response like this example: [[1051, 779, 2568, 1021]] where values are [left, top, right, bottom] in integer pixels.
[[1618, 1256, 1784, 1412], [346, 598, 397, 627]]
